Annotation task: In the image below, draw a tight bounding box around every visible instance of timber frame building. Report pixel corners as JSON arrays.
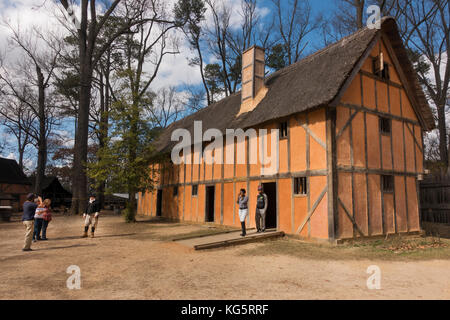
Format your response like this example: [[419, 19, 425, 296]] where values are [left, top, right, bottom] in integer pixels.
[[138, 18, 435, 241], [0, 157, 32, 212]]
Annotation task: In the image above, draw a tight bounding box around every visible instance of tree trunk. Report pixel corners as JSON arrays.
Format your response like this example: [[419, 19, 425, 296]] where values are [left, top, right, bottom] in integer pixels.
[[71, 62, 92, 214], [70, 0, 92, 215], [34, 67, 47, 195], [355, 0, 365, 29], [437, 102, 448, 170], [18, 130, 24, 171], [18, 148, 24, 171], [197, 45, 211, 105], [126, 100, 139, 222], [97, 68, 109, 210], [128, 190, 137, 222]]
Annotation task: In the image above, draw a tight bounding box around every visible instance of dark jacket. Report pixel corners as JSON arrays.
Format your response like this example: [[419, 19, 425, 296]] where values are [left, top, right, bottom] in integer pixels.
[[255, 193, 268, 214], [22, 201, 38, 221], [86, 200, 100, 215]]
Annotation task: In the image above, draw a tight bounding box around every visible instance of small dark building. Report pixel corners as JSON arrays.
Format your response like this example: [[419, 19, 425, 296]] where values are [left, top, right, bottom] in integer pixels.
[[30, 176, 72, 208], [0, 157, 32, 212]]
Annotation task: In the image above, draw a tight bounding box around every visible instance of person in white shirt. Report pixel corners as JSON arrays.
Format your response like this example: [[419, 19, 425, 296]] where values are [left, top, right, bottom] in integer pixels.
[[32, 196, 44, 242], [236, 189, 249, 237]]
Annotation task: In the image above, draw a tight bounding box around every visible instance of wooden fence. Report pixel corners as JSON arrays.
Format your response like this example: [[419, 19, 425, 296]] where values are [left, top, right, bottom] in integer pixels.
[[420, 174, 450, 225]]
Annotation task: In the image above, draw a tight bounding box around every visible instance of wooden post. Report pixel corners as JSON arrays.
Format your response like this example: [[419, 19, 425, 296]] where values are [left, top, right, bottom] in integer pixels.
[[326, 108, 337, 240]]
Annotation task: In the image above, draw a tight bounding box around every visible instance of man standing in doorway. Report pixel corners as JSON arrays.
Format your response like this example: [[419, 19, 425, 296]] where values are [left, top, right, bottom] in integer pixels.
[[255, 185, 268, 233], [82, 195, 100, 238], [22, 193, 37, 251]]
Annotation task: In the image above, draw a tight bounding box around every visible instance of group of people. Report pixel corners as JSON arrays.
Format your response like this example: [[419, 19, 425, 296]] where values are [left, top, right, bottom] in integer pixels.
[[20, 187, 259, 250], [236, 184, 268, 237], [22, 193, 53, 251], [21, 193, 101, 252]]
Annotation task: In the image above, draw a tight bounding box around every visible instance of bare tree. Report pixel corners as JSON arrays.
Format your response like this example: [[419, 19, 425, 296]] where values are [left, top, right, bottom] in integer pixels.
[[182, 0, 276, 101], [226, 0, 275, 89], [146, 86, 185, 128], [205, 0, 234, 96], [0, 22, 62, 193], [323, 0, 396, 44], [56, 0, 176, 214], [182, 83, 207, 111], [0, 90, 35, 170], [383, 0, 449, 169], [271, 0, 321, 65], [107, 0, 179, 218], [175, 0, 213, 104]]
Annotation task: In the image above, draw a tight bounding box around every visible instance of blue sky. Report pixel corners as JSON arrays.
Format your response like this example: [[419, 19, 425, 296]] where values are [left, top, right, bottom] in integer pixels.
[[0, 0, 361, 171]]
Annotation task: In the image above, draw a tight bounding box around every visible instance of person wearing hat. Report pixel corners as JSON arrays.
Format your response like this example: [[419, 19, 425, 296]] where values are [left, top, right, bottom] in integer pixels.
[[255, 185, 268, 233], [21, 193, 38, 251], [82, 195, 101, 238], [236, 189, 249, 237]]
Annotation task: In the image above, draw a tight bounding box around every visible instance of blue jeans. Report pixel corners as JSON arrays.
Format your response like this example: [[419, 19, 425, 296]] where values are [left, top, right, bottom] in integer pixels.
[[33, 218, 43, 240], [42, 220, 49, 239]]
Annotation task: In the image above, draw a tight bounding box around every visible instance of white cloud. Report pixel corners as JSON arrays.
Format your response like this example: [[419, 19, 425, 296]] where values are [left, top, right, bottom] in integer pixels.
[[23, 157, 34, 170], [0, 0, 273, 162], [149, 40, 203, 90], [0, 0, 269, 91], [5, 152, 15, 159], [53, 128, 74, 148]]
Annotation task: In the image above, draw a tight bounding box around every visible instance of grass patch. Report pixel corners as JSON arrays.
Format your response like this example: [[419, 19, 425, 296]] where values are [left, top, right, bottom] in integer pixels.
[[239, 236, 450, 261]]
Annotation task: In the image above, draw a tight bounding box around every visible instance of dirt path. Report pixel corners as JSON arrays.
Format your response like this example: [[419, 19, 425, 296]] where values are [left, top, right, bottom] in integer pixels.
[[0, 214, 449, 300]]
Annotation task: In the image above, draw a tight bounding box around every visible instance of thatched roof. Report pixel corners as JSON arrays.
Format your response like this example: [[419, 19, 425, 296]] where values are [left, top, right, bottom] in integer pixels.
[[156, 17, 435, 153], [0, 157, 31, 185]]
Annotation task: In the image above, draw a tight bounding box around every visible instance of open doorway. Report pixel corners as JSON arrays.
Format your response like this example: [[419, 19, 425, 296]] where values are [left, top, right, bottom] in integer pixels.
[[262, 182, 277, 229], [205, 186, 215, 222], [156, 189, 162, 217]]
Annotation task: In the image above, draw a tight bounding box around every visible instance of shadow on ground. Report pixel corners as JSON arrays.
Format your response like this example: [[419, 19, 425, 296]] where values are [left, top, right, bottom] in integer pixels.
[[49, 233, 138, 241]]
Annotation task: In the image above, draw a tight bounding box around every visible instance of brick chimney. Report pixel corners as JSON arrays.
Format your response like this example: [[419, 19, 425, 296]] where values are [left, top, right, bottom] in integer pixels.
[[238, 45, 268, 116]]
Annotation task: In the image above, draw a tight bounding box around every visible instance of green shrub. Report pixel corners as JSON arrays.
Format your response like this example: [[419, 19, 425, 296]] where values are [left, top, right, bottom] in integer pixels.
[[122, 203, 136, 223]]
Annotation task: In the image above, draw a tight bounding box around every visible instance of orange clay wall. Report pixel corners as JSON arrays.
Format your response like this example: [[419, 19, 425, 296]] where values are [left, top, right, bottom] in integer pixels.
[[137, 36, 425, 241], [336, 36, 423, 239], [138, 108, 330, 240]]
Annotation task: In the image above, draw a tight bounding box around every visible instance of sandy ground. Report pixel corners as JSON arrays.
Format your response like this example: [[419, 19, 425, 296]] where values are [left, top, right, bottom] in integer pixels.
[[0, 213, 449, 300]]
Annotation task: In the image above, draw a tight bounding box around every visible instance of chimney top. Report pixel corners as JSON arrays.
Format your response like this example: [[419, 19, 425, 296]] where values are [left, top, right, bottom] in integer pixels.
[[238, 46, 267, 116]]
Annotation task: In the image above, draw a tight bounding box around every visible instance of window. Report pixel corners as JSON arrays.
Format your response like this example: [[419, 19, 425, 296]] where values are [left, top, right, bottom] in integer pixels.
[[373, 57, 390, 80], [379, 117, 391, 135], [381, 175, 394, 193], [173, 186, 178, 197], [280, 121, 288, 139], [192, 185, 198, 196], [294, 177, 307, 195]]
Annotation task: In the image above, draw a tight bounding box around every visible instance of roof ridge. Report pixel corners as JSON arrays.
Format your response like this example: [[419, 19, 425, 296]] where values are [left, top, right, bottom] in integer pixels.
[[265, 27, 375, 81], [164, 27, 378, 131]]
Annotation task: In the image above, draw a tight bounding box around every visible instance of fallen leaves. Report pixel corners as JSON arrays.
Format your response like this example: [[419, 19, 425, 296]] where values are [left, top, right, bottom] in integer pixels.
[[384, 240, 447, 254]]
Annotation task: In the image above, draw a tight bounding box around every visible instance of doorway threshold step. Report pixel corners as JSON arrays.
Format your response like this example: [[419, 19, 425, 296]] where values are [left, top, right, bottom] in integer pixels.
[[172, 228, 255, 242], [175, 229, 284, 250]]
